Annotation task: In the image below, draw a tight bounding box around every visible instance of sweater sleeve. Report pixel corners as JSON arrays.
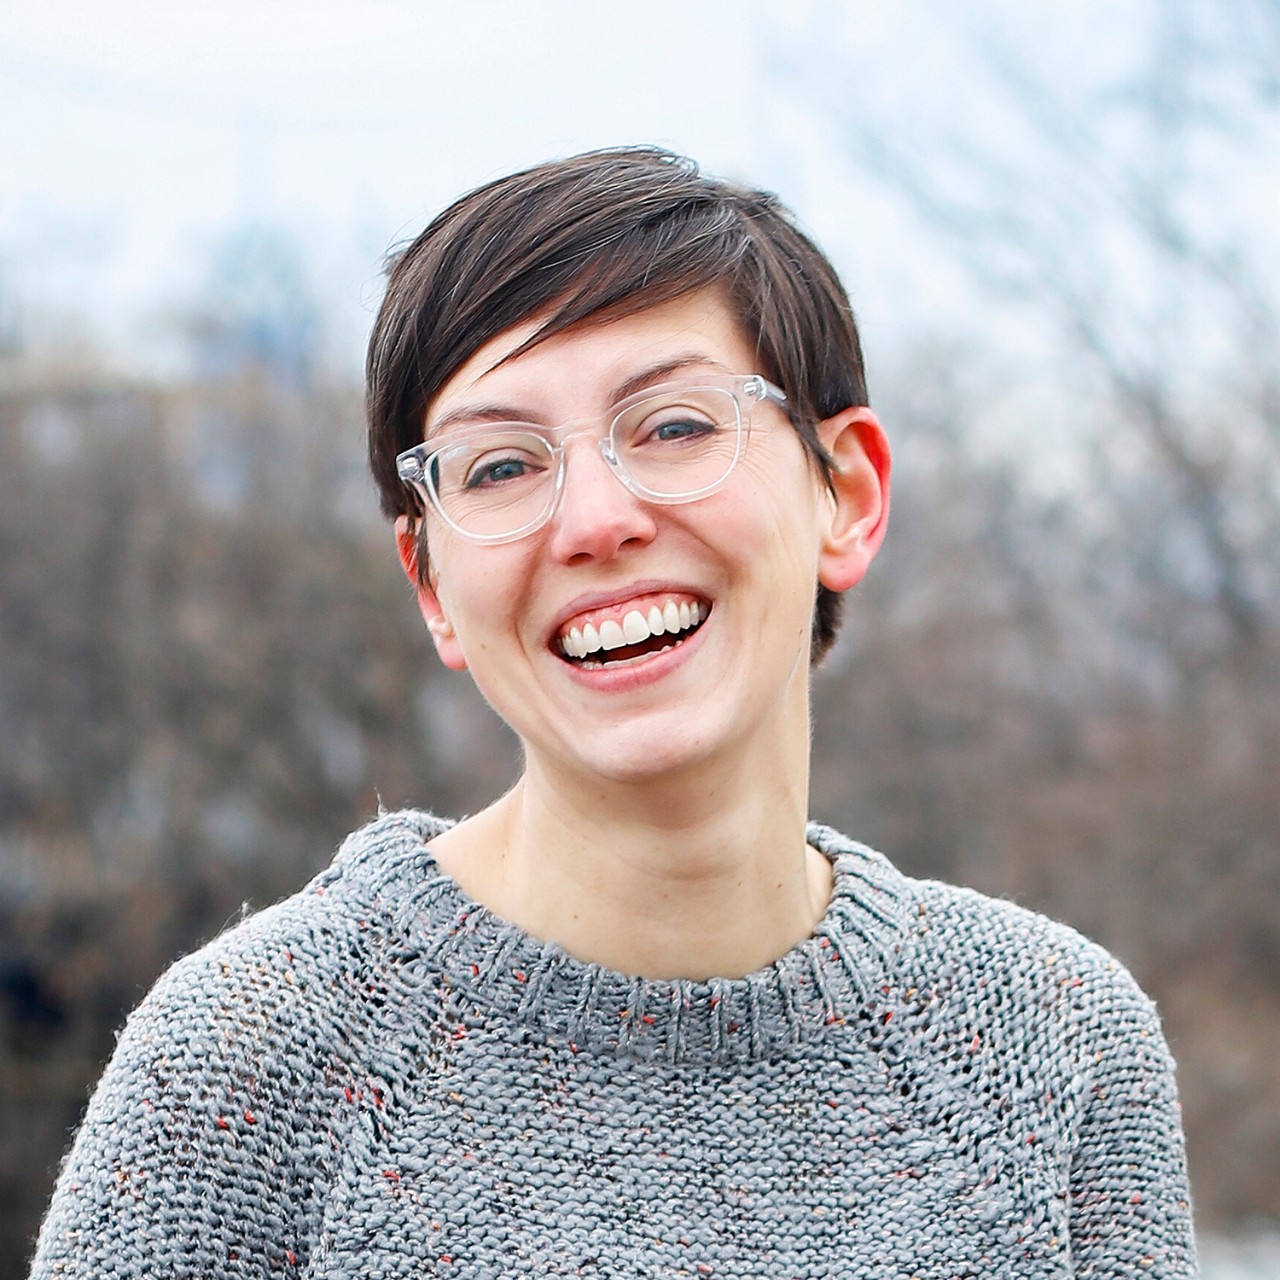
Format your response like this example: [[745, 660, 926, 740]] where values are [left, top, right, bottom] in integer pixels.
[[1067, 967, 1198, 1278], [28, 908, 339, 1279]]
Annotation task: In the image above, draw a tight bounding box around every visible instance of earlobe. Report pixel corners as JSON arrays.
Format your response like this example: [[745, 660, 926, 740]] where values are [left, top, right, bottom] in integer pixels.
[[815, 407, 891, 593], [394, 517, 469, 671]]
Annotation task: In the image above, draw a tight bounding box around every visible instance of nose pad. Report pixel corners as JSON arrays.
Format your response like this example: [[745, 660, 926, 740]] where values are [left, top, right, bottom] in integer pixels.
[[600, 433, 671, 505], [595, 435, 637, 494]]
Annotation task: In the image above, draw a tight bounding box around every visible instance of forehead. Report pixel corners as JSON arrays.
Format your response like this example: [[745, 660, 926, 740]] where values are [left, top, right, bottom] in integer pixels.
[[426, 289, 758, 427]]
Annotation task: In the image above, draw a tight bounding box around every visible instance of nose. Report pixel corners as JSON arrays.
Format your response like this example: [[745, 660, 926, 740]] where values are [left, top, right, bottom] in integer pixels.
[[545, 436, 657, 563]]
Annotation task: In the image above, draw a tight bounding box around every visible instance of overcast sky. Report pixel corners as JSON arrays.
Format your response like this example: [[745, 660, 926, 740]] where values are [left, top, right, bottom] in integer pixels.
[[4, 1, 752, 367], [3, 1, 1272, 383]]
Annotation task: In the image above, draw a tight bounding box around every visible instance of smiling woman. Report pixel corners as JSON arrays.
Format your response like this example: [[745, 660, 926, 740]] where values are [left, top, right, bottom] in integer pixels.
[[29, 148, 1198, 1279]]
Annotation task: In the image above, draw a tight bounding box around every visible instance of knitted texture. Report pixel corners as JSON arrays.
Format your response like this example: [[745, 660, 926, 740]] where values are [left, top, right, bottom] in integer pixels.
[[31, 811, 1197, 1278]]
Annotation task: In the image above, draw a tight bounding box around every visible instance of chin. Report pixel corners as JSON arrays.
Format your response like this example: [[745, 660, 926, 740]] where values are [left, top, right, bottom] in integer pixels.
[[546, 704, 750, 792], [567, 739, 706, 788]]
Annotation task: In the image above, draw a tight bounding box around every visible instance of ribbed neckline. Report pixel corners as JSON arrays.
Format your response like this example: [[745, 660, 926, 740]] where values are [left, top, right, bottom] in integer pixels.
[[326, 809, 915, 1064]]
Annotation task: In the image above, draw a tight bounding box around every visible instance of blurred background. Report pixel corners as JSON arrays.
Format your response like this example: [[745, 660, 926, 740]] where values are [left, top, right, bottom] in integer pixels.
[[2, 1, 1277, 1274]]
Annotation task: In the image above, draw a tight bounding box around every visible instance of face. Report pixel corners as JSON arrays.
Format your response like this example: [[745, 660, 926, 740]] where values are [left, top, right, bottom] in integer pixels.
[[399, 289, 888, 793]]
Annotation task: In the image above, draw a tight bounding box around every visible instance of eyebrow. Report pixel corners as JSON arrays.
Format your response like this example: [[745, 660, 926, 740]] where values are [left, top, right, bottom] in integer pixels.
[[610, 355, 725, 404], [427, 354, 729, 436]]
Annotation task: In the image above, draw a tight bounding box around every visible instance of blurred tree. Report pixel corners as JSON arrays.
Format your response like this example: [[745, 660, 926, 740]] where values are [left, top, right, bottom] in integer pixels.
[[779, 0, 1280, 1224], [0, 329, 518, 1272]]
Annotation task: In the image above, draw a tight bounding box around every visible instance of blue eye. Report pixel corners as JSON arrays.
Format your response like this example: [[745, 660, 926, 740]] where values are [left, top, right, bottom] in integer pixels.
[[653, 417, 715, 443], [466, 456, 529, 489]]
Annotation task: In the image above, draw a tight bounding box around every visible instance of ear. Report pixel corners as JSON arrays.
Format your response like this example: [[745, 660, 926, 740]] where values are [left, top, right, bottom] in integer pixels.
[[815, 407, 891, 592], [394, 517, 468, 671]]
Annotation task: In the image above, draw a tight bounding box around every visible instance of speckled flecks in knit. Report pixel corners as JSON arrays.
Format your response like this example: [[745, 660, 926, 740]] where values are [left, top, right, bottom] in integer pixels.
[[30, 810, 1197, 1278]]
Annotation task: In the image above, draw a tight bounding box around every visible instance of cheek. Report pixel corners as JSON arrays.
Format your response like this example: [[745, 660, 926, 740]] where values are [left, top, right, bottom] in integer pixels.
[[432, 545, 537, 653], [731, 459, 829, 569]]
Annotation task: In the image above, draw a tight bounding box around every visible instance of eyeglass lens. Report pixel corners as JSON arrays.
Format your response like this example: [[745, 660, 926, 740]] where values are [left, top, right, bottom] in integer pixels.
[[430, 385, 743, 539]]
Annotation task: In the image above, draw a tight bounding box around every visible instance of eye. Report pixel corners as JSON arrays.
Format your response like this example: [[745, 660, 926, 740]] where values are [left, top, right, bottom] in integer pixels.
[[627, 408, 722, 451], [467, 456, 522, 488], [434, 432, 552, 495], [463, 449, 544, 490], [651, 415, 716, 443]]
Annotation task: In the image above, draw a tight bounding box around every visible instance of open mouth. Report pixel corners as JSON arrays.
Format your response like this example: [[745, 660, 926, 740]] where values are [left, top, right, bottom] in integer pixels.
[[557, 597, 709, 668]]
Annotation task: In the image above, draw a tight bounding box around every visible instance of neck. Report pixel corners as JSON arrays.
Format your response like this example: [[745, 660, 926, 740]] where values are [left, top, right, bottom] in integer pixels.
[[430, 696, 831, 981]]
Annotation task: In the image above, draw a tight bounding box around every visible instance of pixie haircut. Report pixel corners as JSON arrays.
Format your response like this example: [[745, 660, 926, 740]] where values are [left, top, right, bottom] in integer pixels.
[[366, 146, 869, 663]]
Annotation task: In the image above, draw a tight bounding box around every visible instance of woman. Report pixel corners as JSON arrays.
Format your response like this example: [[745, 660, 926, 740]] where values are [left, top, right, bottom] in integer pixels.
[[31, 148, 1197, 1277]]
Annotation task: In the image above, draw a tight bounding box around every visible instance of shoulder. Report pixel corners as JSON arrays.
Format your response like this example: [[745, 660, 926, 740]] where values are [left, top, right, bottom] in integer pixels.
[[809, 829, 1195, 1269], [120, 808, 458, 1070], [811, 822, 1149, 1012], [910, 875, 1156, 1019], [896, 873, 1173, 1099], [29, 811, 458, 1276], [811, 824, 1168, 1076]]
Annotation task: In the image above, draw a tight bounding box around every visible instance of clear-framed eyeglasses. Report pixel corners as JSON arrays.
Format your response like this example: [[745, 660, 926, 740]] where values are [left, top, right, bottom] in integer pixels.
[[395, 373, 789, 544]]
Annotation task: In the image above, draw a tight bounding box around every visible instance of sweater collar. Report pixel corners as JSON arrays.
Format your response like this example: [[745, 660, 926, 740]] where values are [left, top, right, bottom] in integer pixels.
[[328, 809, 913, 1064]]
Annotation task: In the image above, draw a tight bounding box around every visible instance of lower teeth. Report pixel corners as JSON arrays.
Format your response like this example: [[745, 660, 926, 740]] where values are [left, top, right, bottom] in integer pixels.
[[579, 639, 679, 669]]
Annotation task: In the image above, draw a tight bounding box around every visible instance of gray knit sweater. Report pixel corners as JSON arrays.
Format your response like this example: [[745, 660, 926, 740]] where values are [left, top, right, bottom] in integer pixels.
[[31, 810, 1197, 1278]]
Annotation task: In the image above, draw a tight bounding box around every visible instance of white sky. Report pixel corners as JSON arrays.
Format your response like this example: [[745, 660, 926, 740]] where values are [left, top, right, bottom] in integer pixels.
[[2, 0, 1273, 389], [3, 1, 761, 368]]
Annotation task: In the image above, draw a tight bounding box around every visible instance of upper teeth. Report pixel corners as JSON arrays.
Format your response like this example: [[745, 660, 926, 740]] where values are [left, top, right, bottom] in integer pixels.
[[561, 599, 703, 659]]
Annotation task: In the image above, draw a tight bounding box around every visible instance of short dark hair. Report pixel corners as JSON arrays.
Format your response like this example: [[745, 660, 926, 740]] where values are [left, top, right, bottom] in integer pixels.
[[366, 146, 869, 662]]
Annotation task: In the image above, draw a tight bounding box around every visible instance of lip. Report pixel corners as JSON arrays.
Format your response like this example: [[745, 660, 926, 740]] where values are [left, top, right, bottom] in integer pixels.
[[545, 580, 713, 649], [557, 599, 712, 693]]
